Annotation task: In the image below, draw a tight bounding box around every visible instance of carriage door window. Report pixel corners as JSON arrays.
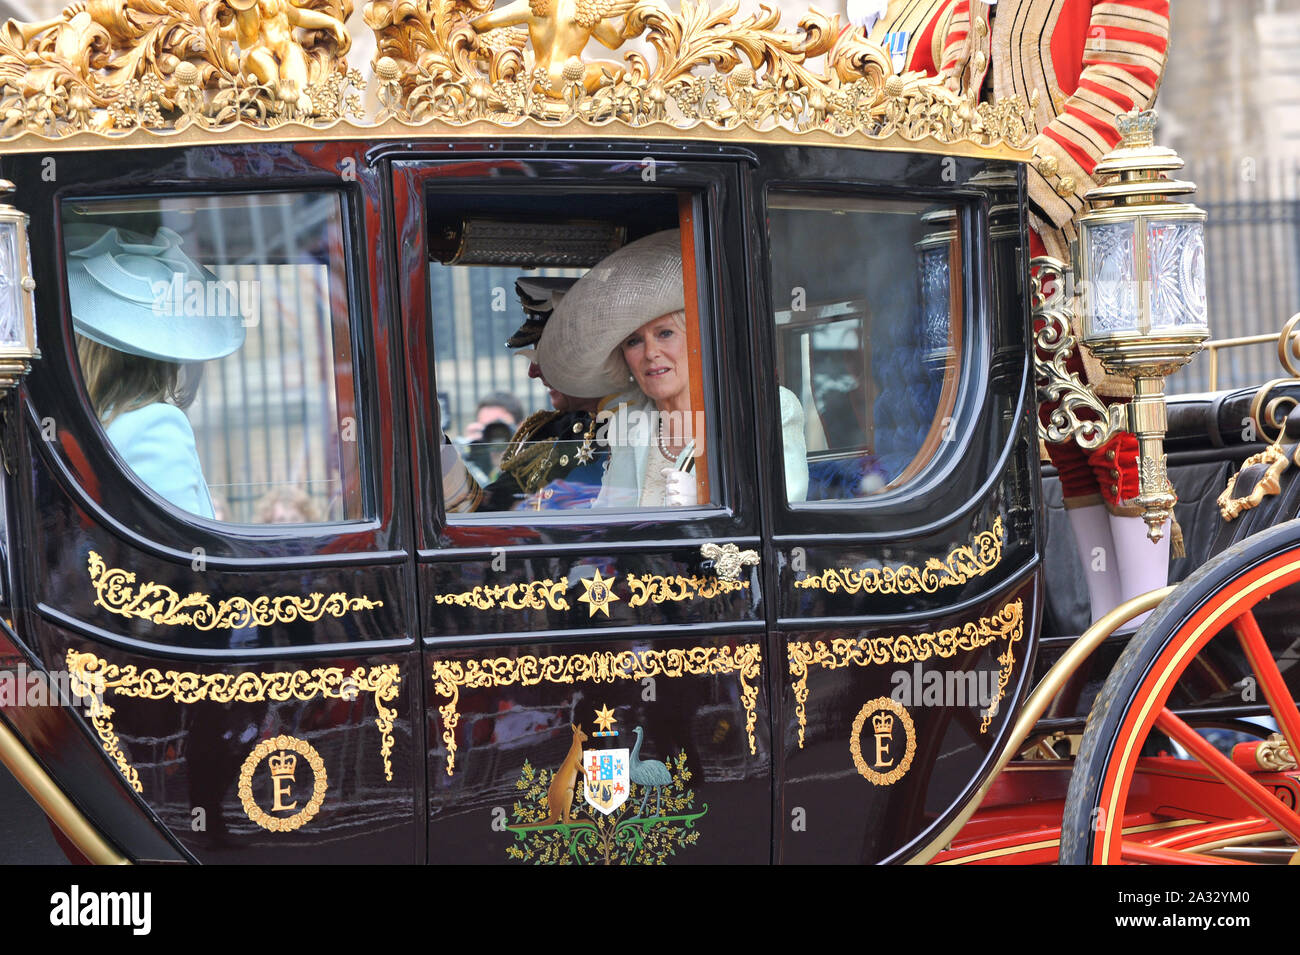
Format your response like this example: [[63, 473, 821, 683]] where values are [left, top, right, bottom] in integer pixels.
[[428, 193, 720, 516], [766, 192, 963, 503], [61, 192, 365, 524]]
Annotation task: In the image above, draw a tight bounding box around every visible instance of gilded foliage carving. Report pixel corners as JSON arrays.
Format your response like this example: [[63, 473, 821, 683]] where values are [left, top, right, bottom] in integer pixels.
[[433, 571, 746, 611], [67, 649, 402, 791], [0, 0, 360, 135], [87, 551, 385, 631], [787, 598, 1023, 747], [430, 642, 761, 774], [434, 579, 571, 610], [0, 0, 1035, 152], [795, 517, 1003, 596]]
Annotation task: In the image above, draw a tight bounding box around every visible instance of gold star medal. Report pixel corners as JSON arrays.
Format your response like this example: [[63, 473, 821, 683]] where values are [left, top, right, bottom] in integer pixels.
[[578, 569, 620, 618], [575, 421, 596, 465], [593, 704, 618, 737]]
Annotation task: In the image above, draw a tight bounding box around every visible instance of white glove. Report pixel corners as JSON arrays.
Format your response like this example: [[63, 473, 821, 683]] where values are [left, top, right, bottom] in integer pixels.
[[846, 0, 887, 31], [662, 468, 698, 507]]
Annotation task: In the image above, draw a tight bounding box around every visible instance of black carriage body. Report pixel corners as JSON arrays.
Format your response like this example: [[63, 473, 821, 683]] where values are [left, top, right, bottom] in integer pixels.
[[0, 136, 1041, 864]]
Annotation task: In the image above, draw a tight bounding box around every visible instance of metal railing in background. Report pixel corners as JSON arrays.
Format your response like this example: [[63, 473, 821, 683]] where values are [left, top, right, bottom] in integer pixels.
[[1171, 156, 1300, 395], [1203, 315, 1300, 392]]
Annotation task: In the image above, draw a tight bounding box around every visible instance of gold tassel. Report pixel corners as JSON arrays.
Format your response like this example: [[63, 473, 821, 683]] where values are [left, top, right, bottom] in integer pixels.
[[1170, 516, 1185, 560]]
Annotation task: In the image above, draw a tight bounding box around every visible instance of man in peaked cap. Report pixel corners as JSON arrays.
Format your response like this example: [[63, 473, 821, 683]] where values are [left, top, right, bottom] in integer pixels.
[[442, 276, 609, 512]]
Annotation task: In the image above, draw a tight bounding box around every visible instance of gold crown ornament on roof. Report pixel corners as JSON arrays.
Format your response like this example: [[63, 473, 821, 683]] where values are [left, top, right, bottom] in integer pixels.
[[0, 0, 1036, 151]]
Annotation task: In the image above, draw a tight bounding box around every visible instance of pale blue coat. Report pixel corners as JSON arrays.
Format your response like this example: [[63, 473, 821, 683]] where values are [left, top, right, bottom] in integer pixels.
[[104, 403, 216, 519]]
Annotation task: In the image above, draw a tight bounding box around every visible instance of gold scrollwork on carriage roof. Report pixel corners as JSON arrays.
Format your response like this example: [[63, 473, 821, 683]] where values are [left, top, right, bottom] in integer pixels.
[[430, 642, 760, 775], [0, 0, 1036, 158], [87, 551, 385, 630], [787, 597, 1023, 748], [432, 572, 748, 612], [66, 649, 402, 792], [794, 517, 1003, 597]]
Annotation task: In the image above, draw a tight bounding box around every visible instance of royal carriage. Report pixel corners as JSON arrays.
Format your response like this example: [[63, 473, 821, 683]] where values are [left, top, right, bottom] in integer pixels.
[[0, 0, 1290, 866]]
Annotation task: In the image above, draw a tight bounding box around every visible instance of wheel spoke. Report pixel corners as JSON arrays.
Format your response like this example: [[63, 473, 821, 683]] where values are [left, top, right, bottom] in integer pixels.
[[1232, 611, 1300, 758], [1120, 841, 1252, 865], [1154, 707, 1300, 842]]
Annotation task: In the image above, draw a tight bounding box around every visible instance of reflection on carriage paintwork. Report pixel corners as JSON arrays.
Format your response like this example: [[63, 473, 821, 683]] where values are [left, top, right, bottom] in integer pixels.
[[787, 599, 1024, 747], [794, 517, 1003, 596], [66, 650, 402, 791], [430, 643, 762, 774]]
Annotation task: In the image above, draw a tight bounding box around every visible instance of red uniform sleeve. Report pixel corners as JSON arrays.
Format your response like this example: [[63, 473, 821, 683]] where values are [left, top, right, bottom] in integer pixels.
[[1030, 0, 1170, 233]]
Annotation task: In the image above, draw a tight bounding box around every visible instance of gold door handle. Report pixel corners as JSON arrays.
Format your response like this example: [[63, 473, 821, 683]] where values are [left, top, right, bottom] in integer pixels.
[[700, 542, 760, 582]]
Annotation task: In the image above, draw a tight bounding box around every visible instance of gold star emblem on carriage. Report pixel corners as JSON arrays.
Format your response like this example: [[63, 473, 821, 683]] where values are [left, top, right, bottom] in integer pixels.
[[593, 704, 618, 737], [577, 569, 620, 617]]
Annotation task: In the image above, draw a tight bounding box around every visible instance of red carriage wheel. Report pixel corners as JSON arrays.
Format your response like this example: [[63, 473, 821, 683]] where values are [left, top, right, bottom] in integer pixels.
[[1061, 521, 1300, 864]]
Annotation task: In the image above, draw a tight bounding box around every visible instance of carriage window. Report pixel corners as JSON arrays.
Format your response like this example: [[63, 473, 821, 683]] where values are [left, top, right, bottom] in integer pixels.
[[430, 194, 736, 514], [61, 192, 364, 524], [767, 192, 962, 503]]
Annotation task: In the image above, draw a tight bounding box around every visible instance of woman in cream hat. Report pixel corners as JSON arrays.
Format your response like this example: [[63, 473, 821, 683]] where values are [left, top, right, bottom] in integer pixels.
[[66, 224, 247, 519], [537, 229, 808, 507]]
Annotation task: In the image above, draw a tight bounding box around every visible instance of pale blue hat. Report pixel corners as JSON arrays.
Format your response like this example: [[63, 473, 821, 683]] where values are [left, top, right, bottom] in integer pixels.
[[65, 225, 247, 362]]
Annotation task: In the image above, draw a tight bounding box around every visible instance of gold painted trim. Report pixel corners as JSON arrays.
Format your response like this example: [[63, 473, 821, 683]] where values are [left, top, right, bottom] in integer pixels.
[[904, 586, 1173, 865], [88, 552, 384, 630], [434, 579, 570, 610], [788, 598, 1023, 747], [794, 516, 1003, 596], [849, 697, 916, 785], [431, 642, 761, 774], [0, 709, 128, 864], [627, 574, 749, 606], [433, 571, 747, 612], [1218, 442, 1289, 522], [238, 735, 328, 833], [66, 650, 402, 791]]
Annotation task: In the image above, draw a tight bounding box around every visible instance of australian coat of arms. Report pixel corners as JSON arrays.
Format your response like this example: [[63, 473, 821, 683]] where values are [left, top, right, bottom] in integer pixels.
[[503, 706, 707, 864]]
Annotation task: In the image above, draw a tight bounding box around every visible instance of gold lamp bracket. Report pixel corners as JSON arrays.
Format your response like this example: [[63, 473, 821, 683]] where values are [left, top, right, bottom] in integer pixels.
[[1031, 255, 1124, 449]]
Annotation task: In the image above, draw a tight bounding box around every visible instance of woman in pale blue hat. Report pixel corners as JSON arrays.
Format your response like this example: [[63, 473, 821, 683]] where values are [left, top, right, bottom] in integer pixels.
[[66, 225, 246, 520], [537, 230, 809, 506]]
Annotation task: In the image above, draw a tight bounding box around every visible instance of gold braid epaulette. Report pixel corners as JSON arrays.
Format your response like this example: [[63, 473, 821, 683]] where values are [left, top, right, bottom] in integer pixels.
[[499, 410, 564, 495]]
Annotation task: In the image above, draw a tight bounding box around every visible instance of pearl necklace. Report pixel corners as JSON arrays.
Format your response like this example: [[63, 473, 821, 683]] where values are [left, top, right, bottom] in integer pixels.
[[657, 416, 678, 461]]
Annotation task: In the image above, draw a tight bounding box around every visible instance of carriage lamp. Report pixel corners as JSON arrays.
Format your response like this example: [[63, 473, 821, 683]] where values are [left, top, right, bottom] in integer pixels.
[[0, 180, 39, 394], [1035, 109, 1207, 544]]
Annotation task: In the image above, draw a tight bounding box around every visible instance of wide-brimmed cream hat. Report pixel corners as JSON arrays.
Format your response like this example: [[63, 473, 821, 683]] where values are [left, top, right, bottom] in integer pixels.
[[535, 229, 684, 398]]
